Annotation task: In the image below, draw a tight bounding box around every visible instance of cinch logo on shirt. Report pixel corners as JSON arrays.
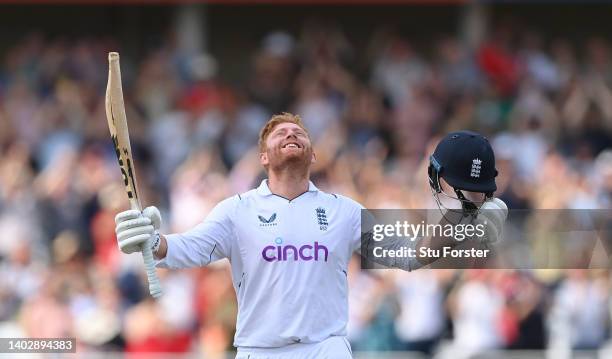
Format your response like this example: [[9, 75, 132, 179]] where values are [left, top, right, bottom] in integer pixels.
[[262, 237, 329, 262]]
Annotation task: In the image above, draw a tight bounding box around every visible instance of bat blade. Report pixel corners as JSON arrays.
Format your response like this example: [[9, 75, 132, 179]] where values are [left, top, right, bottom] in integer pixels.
[[105, 52, 162, 298], [105, 52, 141, 212]]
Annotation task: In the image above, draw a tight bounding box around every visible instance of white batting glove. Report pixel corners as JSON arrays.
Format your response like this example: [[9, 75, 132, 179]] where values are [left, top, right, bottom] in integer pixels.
[[475, 198, 508, 245], [115, 206, 162, 254]]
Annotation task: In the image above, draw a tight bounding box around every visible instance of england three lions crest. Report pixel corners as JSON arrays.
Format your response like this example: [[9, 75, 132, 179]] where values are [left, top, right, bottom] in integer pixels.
[[316, 207, 328, 231]]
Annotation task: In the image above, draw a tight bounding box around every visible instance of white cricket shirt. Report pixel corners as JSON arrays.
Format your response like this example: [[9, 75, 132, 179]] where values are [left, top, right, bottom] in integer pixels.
[[156, 179, 363, 348]]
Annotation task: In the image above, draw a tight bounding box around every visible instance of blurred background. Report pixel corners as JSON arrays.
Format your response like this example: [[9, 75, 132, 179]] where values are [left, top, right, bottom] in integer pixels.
[[0, 1, 611, 358]]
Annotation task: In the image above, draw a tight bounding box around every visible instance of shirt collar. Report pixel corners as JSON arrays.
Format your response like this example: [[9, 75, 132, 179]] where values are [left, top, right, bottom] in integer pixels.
[[256, 179, 319, 197]]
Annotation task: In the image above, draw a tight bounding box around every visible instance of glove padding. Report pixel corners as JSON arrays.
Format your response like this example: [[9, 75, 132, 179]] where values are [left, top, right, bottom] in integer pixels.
[[115, 206, 162, 254], [474, 198, 508, 245]]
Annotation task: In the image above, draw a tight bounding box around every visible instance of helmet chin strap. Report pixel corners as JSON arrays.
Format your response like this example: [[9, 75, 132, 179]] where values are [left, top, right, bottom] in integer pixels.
[[453, 188, 479, 215], [429, 163, 489, 223], [430, 186, 483, 226]]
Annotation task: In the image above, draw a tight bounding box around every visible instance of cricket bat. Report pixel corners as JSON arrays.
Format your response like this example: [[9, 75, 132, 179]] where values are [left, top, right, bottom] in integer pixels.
[[105, 52, 162, 298]]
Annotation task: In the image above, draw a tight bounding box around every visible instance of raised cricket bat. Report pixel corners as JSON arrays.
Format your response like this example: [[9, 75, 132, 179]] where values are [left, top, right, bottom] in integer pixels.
[[105, 52, 162, 298]]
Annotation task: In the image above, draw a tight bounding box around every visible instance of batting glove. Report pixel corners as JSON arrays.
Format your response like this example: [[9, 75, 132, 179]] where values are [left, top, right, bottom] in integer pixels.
[[475, 198, 508, 245], [115, 206, 162, 254]]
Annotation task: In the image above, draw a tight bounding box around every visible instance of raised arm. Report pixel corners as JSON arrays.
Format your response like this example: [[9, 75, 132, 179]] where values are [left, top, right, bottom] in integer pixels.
[[115, 196, 238, 270]]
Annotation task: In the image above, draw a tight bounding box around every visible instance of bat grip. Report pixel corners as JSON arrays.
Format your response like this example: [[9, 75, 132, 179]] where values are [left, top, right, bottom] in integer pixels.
[[142, 240, 163, 298]]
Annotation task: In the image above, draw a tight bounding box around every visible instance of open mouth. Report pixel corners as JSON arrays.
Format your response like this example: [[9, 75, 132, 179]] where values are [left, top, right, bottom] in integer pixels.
[[282, 142, 301, 149]]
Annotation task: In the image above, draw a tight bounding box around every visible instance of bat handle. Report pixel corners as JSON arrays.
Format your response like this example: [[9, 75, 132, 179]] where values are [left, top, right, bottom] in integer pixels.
[[142, 241, 163, 298]]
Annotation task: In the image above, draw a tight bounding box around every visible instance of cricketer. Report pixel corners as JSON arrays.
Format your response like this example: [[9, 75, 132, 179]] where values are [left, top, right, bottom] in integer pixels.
[[114, 113, 507, 358]]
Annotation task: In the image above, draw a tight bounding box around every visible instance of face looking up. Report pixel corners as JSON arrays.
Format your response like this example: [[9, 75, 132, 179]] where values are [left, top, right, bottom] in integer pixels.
[[260, 122, 316, 172]]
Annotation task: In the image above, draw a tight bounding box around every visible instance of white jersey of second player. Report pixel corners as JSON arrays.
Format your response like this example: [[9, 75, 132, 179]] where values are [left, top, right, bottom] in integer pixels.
[[156, 179, 363, 348]]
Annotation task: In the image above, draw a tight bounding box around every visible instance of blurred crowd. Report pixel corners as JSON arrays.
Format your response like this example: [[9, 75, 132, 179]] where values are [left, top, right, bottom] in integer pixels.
[[0, 17, 611, 358]]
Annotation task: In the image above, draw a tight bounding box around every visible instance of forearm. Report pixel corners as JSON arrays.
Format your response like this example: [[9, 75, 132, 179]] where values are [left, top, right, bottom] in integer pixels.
[[360, 233, 422, 271], [153, 234, 168, 259], [153, 228, 229, 269], [415, 211, 472, 265]]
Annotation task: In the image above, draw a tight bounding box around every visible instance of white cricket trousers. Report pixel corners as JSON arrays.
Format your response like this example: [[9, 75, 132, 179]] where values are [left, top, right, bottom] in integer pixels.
[[235, 336, 353, 359]]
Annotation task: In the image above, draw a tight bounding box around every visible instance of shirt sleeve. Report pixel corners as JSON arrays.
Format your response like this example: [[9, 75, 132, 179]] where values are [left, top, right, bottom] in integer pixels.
[[337, 194, 366, 254], [156, 196, 238, 269], [344, 196, 422, 272]]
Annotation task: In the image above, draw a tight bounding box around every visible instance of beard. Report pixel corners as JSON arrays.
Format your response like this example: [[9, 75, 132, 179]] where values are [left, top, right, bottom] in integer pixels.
[[267, 145, 313, 172]]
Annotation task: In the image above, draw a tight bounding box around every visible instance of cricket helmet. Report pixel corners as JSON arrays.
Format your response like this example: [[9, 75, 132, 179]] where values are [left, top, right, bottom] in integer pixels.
[[428, 130, 498, 199]]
